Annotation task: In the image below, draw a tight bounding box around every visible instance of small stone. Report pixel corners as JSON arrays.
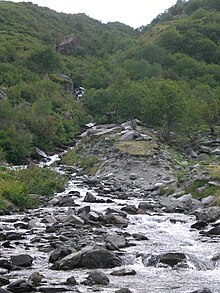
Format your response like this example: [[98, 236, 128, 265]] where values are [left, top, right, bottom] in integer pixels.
[[129, 173, 138, 180], [111, 268, 136, 276]]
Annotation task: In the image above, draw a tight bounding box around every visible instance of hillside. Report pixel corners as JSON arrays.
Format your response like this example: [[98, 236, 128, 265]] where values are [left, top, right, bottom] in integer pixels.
[[0, 0, 220, 164]]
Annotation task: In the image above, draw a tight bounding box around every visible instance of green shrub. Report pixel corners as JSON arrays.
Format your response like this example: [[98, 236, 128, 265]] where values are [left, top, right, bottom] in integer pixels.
[[14, 166, 68, 196]]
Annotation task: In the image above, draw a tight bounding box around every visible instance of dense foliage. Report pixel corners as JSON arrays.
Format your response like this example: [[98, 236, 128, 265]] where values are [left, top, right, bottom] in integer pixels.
[[0, 166, 67, 210], [0, 0, 220, 164]]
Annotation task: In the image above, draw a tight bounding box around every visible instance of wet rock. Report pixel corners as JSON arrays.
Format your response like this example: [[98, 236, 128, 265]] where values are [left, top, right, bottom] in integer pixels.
[[132, 233, 149, 241], [190, 288, 212, 293], [66, 214, 84, 226], [121, 205, 138, 215], [49, 247, 74, 263], [0, 288, 11, 293], [207, 226, 220, 235], [5, 232, 22, 240], [11, 254, 33, 267], [0, 259, 12, 270], [82, 270, 109, 285], [64, 276, 77, 285], [143, 253, 187, 267], [80, 248, 122, 269], [42, 215, 57, 224], [111, 268, 136, 276], [57, 196, 75, 207], [7, 279, 34, 292], [14, 222, 28, 229], [106, 234, 127, 249], [106, 213, 128, 227], [191, 221, 208, 230], [115, 289, 133, 293], [0, 276, 10, 286], [39, 287, 69, 292], [159, 252, 187, 267], [138, 201, 159, 211], [0, 233, 6, 241], [83, 192, 97, 203], [28, 272, 42, 286], [51, 251, 82, 270]]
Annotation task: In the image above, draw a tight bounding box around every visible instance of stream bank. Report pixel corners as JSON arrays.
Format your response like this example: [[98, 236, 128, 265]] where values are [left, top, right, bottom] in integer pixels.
[[0, 121, 220, 293]]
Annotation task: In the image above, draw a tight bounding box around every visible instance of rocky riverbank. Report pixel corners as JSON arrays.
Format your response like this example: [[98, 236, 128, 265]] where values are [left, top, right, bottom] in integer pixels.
[[0, 121, 220, 293]]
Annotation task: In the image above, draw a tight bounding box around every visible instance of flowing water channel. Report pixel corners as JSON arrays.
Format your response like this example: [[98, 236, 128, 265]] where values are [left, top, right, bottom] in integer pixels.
[[0, 155, 220, 293]]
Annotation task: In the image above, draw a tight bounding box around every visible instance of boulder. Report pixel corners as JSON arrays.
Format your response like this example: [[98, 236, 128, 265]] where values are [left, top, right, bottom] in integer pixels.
[[80, 249, 122, 269], [56, 34, 79, 55], [82, 270, 109, 285], [159, 252, 187, 267], [207, 226, 220, 235], [11, 254, 33, 267], [49, 247, 74, 263], [7, 280, 34, 292], [65, 214, 84, 226], [106, 213, 128, 227], [106, 234, 127, 249], [51, 251, 82, 270], [83, 192, 97, 203]]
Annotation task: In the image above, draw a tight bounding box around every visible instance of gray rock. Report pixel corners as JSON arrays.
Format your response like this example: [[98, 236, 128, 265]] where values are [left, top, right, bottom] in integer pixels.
[[129, 173, 138, 180], [56, 34, 79, 55], [115, 289, 133, 293], [5, 232, 22, 240], [208, 180, 220, 187], [84, 270, 109, 285], [0, 276, 10, 286], [120, 131, 137, 141], [201, 195, 215, 205], [49, 248, 74, 263], [207, 226, 220, 235], [51, 251, 82, 270], [106, 213, 128, 227], [7, 280, 34, 292], [106, 234, 127, 249], [111, 268, 136, 276], [211, 148, 220, 155], [28, 271, 42, 286], [83, 192, 97, 203], [11, 254, 33, 267], [64, 276, 77, 285], [159, 252, 187, 267], [66, 214, 84, 226], [80, 249, 122, 269]]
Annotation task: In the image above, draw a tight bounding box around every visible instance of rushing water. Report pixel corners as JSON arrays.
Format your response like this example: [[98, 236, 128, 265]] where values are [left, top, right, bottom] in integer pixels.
[[0, 157, 220, 293]]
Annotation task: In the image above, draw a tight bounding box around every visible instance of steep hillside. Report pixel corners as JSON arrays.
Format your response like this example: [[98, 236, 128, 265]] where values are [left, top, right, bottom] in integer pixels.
[[0, 0, 220, 165]]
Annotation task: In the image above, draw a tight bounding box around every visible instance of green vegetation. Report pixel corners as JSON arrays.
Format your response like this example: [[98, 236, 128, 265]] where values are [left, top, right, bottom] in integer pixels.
[[0, 166, 67, 211], [61, 147, 99, 175], [0, 0, 219, 166], [115, 140, 157, 157]]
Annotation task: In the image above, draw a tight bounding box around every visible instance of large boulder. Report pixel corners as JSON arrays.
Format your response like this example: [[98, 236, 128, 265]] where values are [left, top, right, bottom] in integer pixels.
[[52, 248, 122, 270], [80, 249, 122, 269], [56, 34, 79, 55]]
